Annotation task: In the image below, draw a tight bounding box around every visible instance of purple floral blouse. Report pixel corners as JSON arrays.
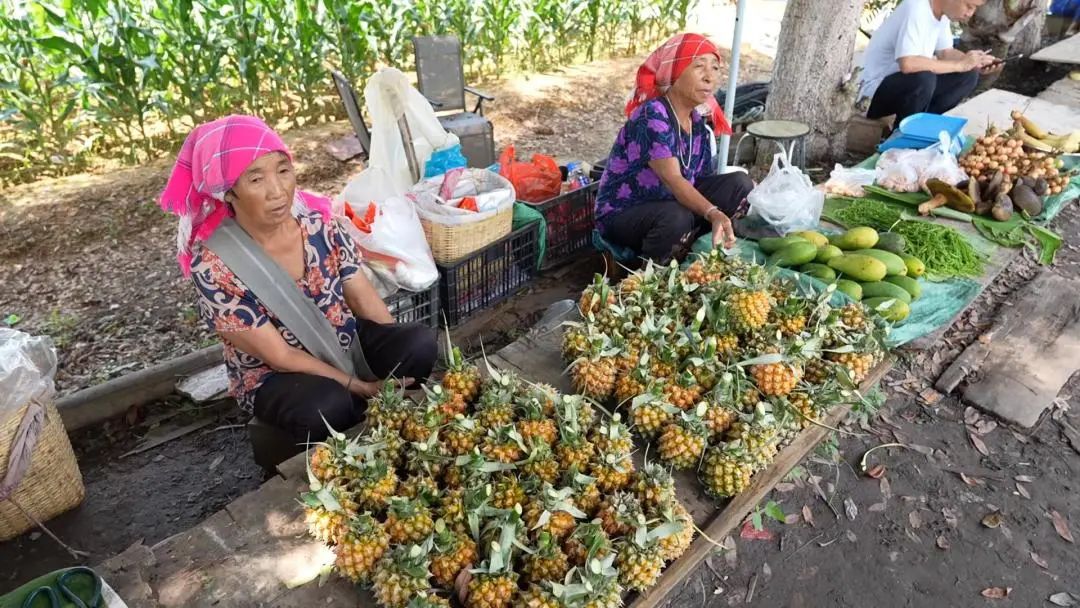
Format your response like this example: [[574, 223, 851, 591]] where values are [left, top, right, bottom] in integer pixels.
[[190, 211, 363, 412], [595, 98, 714, 231]]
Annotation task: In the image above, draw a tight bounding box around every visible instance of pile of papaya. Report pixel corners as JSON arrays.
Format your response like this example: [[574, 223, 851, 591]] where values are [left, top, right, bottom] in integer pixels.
[[759, 227, 926, 323]]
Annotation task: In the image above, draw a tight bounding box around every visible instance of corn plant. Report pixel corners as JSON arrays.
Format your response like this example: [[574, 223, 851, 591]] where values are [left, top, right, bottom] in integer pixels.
[[151, 0, 231, 126], [263, 0, 331, 120], [222, 0, 273, 117], [322, 0, 376, 86], [444, 0, 478, 75], [478, 0, 522, 75], [367, 0, 416, 68]]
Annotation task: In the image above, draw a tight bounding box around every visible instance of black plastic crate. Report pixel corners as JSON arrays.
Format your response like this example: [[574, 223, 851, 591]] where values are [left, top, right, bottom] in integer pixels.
[[528, 182, 598, 270], [437, 222, 541, 327], [385, 283, 439, 328]]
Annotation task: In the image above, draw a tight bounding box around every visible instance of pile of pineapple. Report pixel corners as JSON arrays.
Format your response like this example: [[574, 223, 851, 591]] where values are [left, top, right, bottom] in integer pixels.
[[300, 346, 697, 608], [563, 251, 887, 500]]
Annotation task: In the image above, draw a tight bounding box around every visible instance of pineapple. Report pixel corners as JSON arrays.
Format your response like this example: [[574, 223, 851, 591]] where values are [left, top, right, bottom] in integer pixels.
[[444, 449, 511, 490], [554, 399, 596, 471], [648, 342, 679, 381], [405, 429, 450, 480], [372, 541, 433, 608], [631, 461, 676, 511], [520, 440, 561, 485], [475, 367, 517, 429], [402, 397, 446, 444], [523, 484, 586, 541], [561, 323, 589, 364], [562, 467, 603, 517], [521, 382, 560, 417], [300, 477, 357, 545], [650, 501, 694, 562], [804, 357, 832, 385], [430, 381, 468, 420], [662, 370, 704, 411], [750, 359, 802, 397], [777, 392, 815, 446], [480, 360, 523, 398], [385, 496, 435, 545], [657, 407, 709, 470], [615, 524, 667, 592], [481, 425, 526, 464], [568, 555, 624, 608], [579, 273, 616, 316], [354, 458, 399, 512], [715, 332, 740, 361], [590, 450, 634, 494], [359, 423, 404, 468], [335, 512, 390, 584], [570, 333, 619, 401], [700, 443, 754, 498], [628, 390, 675, 439], [840, 303, 870, 332], [523, 531, 571, 584], [519, 584, 563, 608], [596, 491, 643, 539], [685, 248, 732, 285], [442, 335, 481, 404], [430, 519, 478, 589], [491, 472, 526, 510], [407, 593, 452, 608], [826, 351, 874, 385], [308, 425, 352, 484], [562, 521, 612, 567], [724, 403, 781, 471], [590, 413, 633, 455], [444, 414, 482, 456], [686, 336, 722, 391], [466, 522, 520, 608], [399, 472, 439, 501], [442, 484, 492, 535], [366, 380, 413, 432], [729, 288, 772, 333], [702, 401, 739, 440], [516, 396, 558, 446], [613, 354, 650, 405], [772, 298, 809, 336]]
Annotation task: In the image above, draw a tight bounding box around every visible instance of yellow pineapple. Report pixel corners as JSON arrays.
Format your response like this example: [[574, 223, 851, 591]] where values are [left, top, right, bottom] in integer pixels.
[[522, 531, 570, 584], [402, 396, 446, 444], [590, 450, 634, 494], [407, 593, 452, 608], [596, 491, 643, 539], [729, 288, 772, 333], [301, 476, 357, 545], [518, 584, 562, 608], [516, 395, 558, 446], [523, 484, 586, 541], [772, 298, 808, 336], [354, 459, 399, 512], [628, 390, 675, 439], [366, 380, 413, 432], [703, 401, 739, 440], [475, 367, 517, 429], [657, 406, 709, 470], [520, 440, 561, 485], [750, 359, 802, 397], [562, 521, 612, 567], [491, 472, 526, 510], [613, 355, 650, 405], [372, 542, 433, 608], [700, 443, 754, 498], [650, 501, 694, 562], [570, 333, 619, 401], [430, 519, 478, 589], [590, 413, 633, 455], [561, 323, 589, 364], [804, 357, 832, 385], [662, 370, 704, 410], [444, 414, 482, 456], [826, 351, 874, 385], [632, 460, 676, 511], [615, 526, 666, 592], [481, 425, 525, 464], [466, 522, 520, 608], [840, 303, 870, 331], [579, 273, 615, 317], [554, 399, 596, 471], [335, 512, 389, 584], [442, 334, 481, 404], [385, 496, 435, 545], [724, 403, 781, 471], [562, 466, 603, 517]]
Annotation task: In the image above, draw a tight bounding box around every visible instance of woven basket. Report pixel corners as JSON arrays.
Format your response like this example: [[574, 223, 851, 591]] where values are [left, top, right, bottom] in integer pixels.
[[421, 203, 513, 264], [0, 399, 85, 541]]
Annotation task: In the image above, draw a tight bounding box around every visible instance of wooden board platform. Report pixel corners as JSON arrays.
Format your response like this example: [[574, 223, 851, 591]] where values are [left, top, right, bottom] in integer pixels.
[[1031, 32, 1080, 65], [495, 323, 890, 608], [946, 89, 1080, 138]]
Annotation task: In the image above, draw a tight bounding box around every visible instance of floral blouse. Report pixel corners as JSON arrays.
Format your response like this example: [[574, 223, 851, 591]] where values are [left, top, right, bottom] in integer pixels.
[[595, 98, 714, 231], [190, 211, 363, 412]]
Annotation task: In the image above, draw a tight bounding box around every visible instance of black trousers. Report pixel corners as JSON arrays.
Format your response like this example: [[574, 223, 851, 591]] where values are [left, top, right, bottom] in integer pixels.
[[602, 171, 755, 264], [252, 319, 437, 444], [867, 70, 980, 128]]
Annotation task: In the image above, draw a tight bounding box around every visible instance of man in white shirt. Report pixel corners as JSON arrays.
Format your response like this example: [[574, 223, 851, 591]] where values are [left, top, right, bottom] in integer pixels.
[[861, 0, 1002, 128]]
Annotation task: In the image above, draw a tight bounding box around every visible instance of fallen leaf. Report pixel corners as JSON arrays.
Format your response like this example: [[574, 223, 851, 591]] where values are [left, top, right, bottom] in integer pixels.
[[964, 407, 979, 425], [762, 562, 772, 580], [982, 511, 1004, 529], [981, 587, 1011, 599], [1051, 510, 1074, 543], [774, 482, 796, 493], [845, 529, 857, 543], [936, 535, 950, 550], [1016, 483, 1031, 499], [802, 505, 814, 527], [969, 433, 990, 456], [869, 501, 887, 512], [208, 454, 224, 472], [867, 464, 886, 479], [844, 498, 858, 521], [975, 419, 998, 435], [942, 507, 960, 528], [784, 513, 801, 525], [1011, 429, 1030, 444], [1015, 475, 1035, 483], [960, 472, 985, 486], [920, 388, 943, 405], [1031, 551, 1049, 569], [880, 476, 892, 498], [909, 511, 923, 529], [740, 520, 775, 541], [909, 443, 934, 456], [1050, 592, 1076, 606]]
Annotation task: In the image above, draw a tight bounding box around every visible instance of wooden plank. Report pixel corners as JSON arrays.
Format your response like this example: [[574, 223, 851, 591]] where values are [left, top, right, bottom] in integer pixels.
[[1031, 32, 1080, 64], [960, 272, 1080, 427], [628, 361, 892, 608]]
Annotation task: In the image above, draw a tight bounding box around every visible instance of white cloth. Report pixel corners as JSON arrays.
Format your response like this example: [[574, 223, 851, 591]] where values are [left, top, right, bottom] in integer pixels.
[[859, 0, 953, 100]]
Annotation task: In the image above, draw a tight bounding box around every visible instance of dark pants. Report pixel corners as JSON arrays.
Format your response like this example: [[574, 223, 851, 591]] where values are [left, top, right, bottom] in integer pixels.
[[602, 171, 755, 264], [867, 70, 980, 127], [252, 319, 437, 444]]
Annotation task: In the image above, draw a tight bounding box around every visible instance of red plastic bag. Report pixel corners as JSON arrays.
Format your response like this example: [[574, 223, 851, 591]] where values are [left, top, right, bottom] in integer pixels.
[[498, 145, 561, 203]]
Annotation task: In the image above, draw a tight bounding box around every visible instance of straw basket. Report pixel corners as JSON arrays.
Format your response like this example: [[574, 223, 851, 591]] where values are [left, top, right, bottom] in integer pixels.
[[421, 203, 514, 264], [0, 399, 85, 541]]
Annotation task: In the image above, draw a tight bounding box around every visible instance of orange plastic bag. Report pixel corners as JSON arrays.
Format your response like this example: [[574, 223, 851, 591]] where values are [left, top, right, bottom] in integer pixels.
[[498, 145, 561, 203]]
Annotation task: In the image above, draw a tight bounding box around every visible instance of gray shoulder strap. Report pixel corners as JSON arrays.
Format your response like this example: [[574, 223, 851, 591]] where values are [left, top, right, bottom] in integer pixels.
[[206, 217, 374, 380]]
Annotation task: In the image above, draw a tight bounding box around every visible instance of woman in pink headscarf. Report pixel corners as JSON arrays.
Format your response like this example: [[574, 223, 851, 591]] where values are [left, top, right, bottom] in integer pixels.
[[595, 33, 754, 263], [160, 115, 436, 451]]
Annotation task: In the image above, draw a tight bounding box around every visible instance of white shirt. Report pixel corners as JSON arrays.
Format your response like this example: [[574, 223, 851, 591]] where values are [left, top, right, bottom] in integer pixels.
[[859, 0, 953, 99]]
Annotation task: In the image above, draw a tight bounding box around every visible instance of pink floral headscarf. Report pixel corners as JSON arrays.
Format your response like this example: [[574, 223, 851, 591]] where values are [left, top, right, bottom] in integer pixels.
[[159, 115, 331, 276]]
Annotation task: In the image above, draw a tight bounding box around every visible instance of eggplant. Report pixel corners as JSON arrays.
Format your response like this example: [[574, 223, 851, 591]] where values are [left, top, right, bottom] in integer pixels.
[[1033, 177, 1050, 197], [1010, 184, 1043, 216], [992, 193, 1014, 221]]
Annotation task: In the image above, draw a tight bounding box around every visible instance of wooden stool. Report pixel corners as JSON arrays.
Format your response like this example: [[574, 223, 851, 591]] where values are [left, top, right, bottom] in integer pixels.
[[736, 120, 811, 169]]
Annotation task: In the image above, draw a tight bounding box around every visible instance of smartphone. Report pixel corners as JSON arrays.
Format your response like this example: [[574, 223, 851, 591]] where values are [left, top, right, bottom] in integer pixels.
[[988, 53, 1024, 66]]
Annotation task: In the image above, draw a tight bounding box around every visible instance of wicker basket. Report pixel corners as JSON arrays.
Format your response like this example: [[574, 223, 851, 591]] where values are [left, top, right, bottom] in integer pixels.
[[421, 203, 514, 264], [0, 399, 85, 541]]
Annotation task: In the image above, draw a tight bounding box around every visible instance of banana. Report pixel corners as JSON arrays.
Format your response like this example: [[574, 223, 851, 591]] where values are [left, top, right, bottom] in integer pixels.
[[1019, 131, 1057, 152], [1040, 131, 1080, 153], [1011, 110, 1049, 140]]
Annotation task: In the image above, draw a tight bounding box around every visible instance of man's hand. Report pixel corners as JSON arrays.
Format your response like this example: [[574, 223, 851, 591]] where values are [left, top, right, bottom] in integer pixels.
[[961, 50, 996, 72], [710, 210, 736, 250], [980, 60, 1005, 75]]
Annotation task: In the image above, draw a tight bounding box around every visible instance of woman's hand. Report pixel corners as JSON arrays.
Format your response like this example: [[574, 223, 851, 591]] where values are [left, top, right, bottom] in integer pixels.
[[346, 376, 415, 398], [709, 209, 736, 250]]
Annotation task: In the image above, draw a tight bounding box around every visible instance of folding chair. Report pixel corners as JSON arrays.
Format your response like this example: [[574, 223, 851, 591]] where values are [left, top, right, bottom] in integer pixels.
[[413, 35, 496, 168], [330, 69, 422, 183]]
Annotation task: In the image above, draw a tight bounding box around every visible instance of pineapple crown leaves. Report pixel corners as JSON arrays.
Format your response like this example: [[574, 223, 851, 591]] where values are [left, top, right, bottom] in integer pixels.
[[406, 592, 450, 608], [448, 413, 477, 432], [532, 485, 588, 530], [563, 468, 598, 490], [344, 511, 383, 537], [388, 495, 429, 519], [736, 352, 786, 368], [432, 518, 462, 551], [453, 449, 514, 475], [486, 424, 527, 451], [387, 539, 434, 579]]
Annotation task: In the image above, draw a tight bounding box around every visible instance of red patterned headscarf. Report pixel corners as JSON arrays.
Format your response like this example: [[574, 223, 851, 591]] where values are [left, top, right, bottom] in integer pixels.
[[625, 33, 732, 135], [158, 115, 331, 277]]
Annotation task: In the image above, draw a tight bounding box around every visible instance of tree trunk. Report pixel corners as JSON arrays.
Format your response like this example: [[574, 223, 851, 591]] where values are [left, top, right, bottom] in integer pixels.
[[1012, 0, 1049, 56], [759, 0, 868, 166], [961, 0, 1046, 92]]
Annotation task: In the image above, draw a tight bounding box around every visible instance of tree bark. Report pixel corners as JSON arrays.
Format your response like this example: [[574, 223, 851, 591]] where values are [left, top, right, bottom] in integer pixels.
[[1012, 0, 1049, 56], [759, 0, 868, 165], [961, 0, 1046, 92]]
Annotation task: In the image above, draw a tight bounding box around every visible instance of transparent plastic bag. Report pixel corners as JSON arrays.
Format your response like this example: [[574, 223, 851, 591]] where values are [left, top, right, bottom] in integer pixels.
[[407, 168, 516, 225], [744, 150, 824, 236], [823, 164, 877, 197], [876, 133, 966, 192], [0, 329, 57, 419]]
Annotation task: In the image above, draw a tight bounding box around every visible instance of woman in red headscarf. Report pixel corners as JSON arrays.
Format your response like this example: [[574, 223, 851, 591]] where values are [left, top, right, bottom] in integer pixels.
[[594, 33, 754, 263]]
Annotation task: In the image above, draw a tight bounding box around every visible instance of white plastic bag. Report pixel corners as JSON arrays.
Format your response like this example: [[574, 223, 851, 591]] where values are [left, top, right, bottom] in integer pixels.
[[876, 133, 966, 192], [340, 68, 460, 204], [334, 197, 438, 294], [823, 164, 877, 197], [0, 329, 57, 419], [745, 151, 824, 236], [408, 168, 516, 225]]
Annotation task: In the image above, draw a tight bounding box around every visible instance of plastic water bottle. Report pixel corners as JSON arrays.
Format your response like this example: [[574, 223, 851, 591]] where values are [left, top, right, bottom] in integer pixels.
[[566, 162, 591, 191]]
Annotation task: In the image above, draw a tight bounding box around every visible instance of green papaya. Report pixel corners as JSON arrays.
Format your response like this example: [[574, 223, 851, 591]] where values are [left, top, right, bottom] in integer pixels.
[[828, 227, 879, 251], [759, 235, 808, 254], [884, 275, 922, 300], [815, 244, 844, 263], [859, 281, 912, 303], [835, 279, 863, 301], [853, 249, 907, 276], [863, 297, 911, 322], [875, 232, 907, 254], [798, 263, 837, 282], [768, 242, 819, 267], [791, 230, 828, 248], [899, 253, 926, 277], [827, 254, 888, 282]]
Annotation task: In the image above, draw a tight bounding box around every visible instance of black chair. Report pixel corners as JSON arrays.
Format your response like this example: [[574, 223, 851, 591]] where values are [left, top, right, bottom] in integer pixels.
[[331, 69, 372, 159]]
